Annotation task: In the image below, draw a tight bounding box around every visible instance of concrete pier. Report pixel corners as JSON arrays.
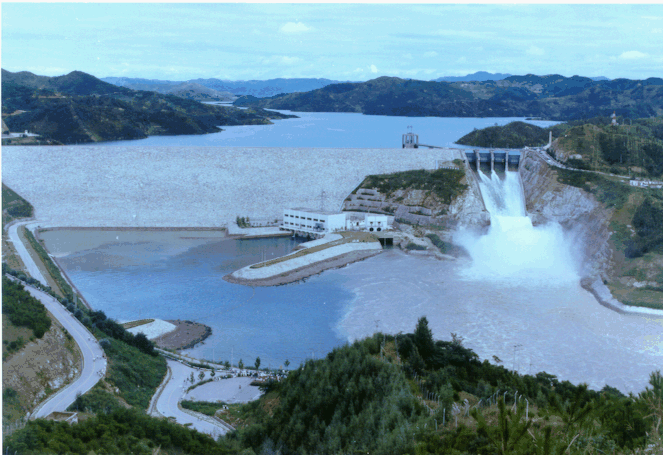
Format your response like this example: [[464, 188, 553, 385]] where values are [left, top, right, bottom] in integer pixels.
[[465, 150, 521, 172]]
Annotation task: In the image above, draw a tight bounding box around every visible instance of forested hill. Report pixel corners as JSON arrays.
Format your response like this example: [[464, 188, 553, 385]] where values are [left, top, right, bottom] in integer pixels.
[[6, 316, 662, 454], [1, 69, 295, 145], [234, 74, 663, 120], [456, 121, 551, 148]]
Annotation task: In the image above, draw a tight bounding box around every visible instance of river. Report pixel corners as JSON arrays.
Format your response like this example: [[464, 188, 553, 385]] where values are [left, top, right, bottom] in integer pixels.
[[8, 111, 662, 393]]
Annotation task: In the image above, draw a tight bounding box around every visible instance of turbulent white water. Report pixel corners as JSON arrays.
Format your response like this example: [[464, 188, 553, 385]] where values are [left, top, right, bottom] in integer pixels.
[[335, 169, 663, 393], [456, 170, 579, 283]]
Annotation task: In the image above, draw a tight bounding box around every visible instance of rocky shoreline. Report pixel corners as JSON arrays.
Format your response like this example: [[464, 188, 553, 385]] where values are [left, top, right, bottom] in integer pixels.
[[153, 320, 213, 351]]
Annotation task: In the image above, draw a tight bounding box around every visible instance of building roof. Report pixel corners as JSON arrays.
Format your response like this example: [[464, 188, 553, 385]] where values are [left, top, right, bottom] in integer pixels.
[[288, 207, 344, 215]]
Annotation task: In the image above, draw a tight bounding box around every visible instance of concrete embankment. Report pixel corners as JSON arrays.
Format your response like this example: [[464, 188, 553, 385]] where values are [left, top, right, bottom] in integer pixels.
[[224, 235, 382, 286], [581, 278, 663, 317], [2, 146, 462, 228]]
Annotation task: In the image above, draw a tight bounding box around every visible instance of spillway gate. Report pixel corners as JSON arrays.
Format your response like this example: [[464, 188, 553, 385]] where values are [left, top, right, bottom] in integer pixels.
[[465, 150, 521, 172]]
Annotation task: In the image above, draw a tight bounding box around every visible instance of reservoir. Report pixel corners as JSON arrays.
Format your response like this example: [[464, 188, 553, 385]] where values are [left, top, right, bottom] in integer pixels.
[[42, 230, 353, 370], [85, 111, 559, 148]]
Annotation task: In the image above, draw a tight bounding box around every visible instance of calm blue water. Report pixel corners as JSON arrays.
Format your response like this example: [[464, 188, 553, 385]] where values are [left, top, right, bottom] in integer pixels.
[[52, 233, 353, 369], [90, 110, 559, 148]]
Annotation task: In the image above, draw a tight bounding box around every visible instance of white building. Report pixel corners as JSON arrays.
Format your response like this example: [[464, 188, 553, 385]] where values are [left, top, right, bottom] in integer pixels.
[[282, 208, 347, 237], [282, 208, 391, 237], [629, 179, 663, 189]]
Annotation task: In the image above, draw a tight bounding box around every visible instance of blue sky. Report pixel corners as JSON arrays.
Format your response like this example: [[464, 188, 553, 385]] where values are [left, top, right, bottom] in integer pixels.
[[2, 3, 662, 81]]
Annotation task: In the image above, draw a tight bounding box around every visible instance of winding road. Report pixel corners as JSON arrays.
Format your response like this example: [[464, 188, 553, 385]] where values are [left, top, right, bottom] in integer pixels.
[[5, 220, 107, 418], [6, 220, 48, 285], [154, 359, 230, 438], [13, 280, 108, 419]]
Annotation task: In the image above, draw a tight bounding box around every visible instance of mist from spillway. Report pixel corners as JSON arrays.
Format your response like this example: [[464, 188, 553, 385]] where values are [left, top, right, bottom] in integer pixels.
[[335, 170, 663, 394], [456, 170, 579, 283]]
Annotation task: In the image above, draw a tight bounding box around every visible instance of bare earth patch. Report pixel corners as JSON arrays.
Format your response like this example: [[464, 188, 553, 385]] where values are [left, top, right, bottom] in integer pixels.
[[2, 313, 82, 422], [152, 320, 212, 351]]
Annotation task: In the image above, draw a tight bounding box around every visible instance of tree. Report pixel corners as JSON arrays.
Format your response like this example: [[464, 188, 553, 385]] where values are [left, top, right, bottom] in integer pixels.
[[639, 370, 663, 442], [414, 316, 435, 363], [211, 370, 215, 378], [190, 372, 195, 384], [471, 396, 532, 455], [284, 359, 290, 369], [255, 357, 261, 370], [238, 359, 244, 369], [198, 371, 205, 381], [548, 383, 594, 434]]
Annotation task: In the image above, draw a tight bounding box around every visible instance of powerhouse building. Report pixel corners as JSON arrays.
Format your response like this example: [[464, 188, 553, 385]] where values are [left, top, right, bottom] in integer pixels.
[[282, 208, 390, 237]]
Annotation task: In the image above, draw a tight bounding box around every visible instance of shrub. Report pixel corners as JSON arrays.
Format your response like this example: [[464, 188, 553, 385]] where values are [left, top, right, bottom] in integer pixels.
[[405, 242, 427, 251]]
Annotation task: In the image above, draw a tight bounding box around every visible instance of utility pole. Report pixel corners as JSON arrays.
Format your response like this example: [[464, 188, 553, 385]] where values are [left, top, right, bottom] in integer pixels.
[[512, 344, 522, 372]]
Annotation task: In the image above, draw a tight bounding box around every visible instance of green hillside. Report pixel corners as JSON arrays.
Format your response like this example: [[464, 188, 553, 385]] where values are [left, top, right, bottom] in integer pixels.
[[551, 116, 663, 179], [1, 70, 295, 144], [218, 318, 661, 454], [457, 121, 551, 148], [4, 314, 662, 454], [236, 74, 663, 120]]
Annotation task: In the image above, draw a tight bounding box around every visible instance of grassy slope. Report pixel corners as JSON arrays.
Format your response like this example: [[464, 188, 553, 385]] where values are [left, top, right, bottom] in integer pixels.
[[554, 168, 663, 309], [552, 116, 663, 179]]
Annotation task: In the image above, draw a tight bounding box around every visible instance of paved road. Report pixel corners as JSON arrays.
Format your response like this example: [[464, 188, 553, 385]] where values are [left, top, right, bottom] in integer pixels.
[[155, 359, 229, 438], [6, 220, 48, 285], [12, 281, 108, 419]]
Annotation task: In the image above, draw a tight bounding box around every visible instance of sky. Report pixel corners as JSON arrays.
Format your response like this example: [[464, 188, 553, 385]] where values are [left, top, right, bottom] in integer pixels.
[[2, 3, 663, 82]]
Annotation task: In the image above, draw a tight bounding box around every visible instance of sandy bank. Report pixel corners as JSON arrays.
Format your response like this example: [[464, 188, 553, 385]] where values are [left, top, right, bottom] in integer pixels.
[[224, 248, 382, 286]]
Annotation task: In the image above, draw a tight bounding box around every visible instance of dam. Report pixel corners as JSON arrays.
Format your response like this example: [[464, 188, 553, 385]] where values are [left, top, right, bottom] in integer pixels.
[[5, 145, 663, 393], [465, 149, 521, 172]]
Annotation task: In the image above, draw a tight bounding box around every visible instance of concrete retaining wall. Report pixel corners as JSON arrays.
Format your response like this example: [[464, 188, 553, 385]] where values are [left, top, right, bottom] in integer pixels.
[[2, 146, 461, 228]]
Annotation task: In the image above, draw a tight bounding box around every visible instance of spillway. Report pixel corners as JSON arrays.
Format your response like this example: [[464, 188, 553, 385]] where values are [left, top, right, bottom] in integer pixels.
[[457, 170, 579, 283], [334, 169, 663, 394]]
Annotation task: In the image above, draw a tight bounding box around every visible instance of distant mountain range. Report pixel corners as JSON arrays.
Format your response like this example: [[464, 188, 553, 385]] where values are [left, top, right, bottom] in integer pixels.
[[234, 74, 663, 120], [433, 72, 610, 83], [433, 72, 513, 82], [101, 77, 236, 102], [2, 69, 294, 144], [102, 76, 348, 99], [101, 72, 613, 100]]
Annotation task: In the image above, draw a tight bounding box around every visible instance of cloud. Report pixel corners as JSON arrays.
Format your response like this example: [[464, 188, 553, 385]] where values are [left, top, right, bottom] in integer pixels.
[[260, 55, 302, 65], [423, 51, 438, 58], [403, 53, 413, 59], [619, 50, 648, 59], [370, 64, 378, 73], [280, 22, 311, 33], [280, 56, 300, 65], [526, 45, 545, 56]]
